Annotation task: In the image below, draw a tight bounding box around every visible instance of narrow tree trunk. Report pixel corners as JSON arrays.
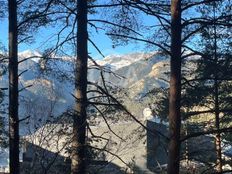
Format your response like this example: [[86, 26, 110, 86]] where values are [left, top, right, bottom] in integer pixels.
[[214, 81, 222, 172], [215, 135, 222, 171], [8, 0, 19, 173], [213, 4, 222, 170], [215, 85, 222, 172], [213, 66, 222, 173], [167, 0, 182, 174], [71, 0, 88, 173]]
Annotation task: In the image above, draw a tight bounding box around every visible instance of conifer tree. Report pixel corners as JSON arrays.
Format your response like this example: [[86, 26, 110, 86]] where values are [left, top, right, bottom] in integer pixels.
[[8, 0, 19, 173], [167, 0, 182, 173], [182, 0, 232, 172], [71, 0, 88, 173]]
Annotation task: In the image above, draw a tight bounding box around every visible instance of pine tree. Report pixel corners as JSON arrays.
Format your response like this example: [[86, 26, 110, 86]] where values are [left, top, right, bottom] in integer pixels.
[[71, 0, 88, 173], [8, 0, 19, 173], [167, 0, 182, 173], [182, 0, 232, 172]]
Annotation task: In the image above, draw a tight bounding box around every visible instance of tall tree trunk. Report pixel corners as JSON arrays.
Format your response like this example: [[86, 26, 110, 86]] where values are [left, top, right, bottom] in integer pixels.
[[167, 0, 182, 174], [215, 79, 222, 172], [213, 3, 222, 170], [8, 0, 19, 173], [71, 0, 88, 173]]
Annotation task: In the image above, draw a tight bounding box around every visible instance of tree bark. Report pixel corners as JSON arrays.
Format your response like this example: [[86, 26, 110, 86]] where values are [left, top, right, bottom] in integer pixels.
[[167, 0, 182, 174], [8, 0, 19, 173], [71, 0, 88, 173], [215, 81, 222, 172], [213, 4, 222, 170]]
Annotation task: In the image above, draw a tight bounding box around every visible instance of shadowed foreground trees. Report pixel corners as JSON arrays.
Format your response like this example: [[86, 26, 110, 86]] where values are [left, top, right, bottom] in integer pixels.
[[8, 0, 19, 173], [167, 0, 182, 174], [2, 0, 232, 173], [182, 1, 232, 172], [71, 0, 88, 173], [7, 0, 60, 173]]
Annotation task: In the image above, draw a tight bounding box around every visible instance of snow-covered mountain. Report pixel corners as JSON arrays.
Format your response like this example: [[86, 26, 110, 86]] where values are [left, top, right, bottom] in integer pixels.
[[1, 51, 232, 172], [0, 50, 170, 134], [0, 50, 170, 169]]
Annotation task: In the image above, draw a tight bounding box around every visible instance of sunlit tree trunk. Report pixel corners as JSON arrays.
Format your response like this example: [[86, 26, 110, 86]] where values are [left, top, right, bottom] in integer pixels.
[[167, 0, 182, 173], [215, 79, 222, 172], [71, 0, 88, 173], [8, 0, 19, 173]]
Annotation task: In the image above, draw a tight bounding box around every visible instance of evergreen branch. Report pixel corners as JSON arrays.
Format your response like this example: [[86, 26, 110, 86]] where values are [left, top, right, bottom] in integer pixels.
[[181, 127, 232, 142], [88, 81, 169, 140], [18, 84, 33, 92], [182, 0, 223, 11], [88, 19, 143, 36], [106, 33, 171, 55], [90, 104, 124, 141]]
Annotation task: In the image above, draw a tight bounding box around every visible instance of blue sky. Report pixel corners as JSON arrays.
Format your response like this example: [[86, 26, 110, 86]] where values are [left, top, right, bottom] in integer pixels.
[[0, 20, 147, 59], [0, 9, 157, 59]]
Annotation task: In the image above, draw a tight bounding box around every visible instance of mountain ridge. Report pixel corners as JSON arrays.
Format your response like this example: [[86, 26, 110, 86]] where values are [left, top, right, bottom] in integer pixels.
[[1, 50, 170, 134]]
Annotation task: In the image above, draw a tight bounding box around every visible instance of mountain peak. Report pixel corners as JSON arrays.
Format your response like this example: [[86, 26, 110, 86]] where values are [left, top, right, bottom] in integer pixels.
[[18, 50, 42, 63]]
